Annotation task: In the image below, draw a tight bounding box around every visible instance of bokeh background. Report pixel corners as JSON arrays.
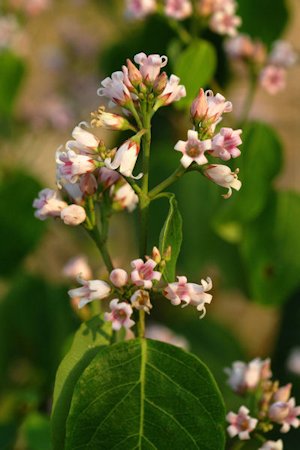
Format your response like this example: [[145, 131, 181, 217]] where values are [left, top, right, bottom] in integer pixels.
[[0, 0, 300, 448]]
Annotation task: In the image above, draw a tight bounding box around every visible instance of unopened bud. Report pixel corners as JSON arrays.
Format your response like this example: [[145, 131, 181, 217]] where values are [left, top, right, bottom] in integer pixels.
[[268, 402, 290, 423], [79, 173, 98, 195], [163, 245, 172, 261], [61, 204, 86, 226], [91, 107, 135, 132], [190, 88, 208, 124], [151, 246, 161, 264], [273, 384, 292, 403], [126, 59, 143, 86], [153, 72, 168, 95], [110, 268, 128, 287]]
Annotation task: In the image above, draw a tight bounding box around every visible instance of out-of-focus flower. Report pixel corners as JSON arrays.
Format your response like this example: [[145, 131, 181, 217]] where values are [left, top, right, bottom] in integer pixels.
[[210, 9, 241, 37], [9, 0, 51, 17], [0, 15, 19, 50], [145, 323, 190, 350], [269, 398, 300, 433], [210, 127, 242, 161], [125, 0, 157, 19], [286, 347, 300, 375], [260, 65, 286, 95], [273, 384, 292, 403], [198, 0, 236, 16], [225, 358, 272, 394], [131, 258, 161, 289], [110, 268, 129, 287], [33, 188, 67, 220], [226, 406, 258, 440], [112, 182, 139, 212], [258, 440, 283, 450], [164, 0, 193, 20], [68, 276, 111, 309], [174, 129, 211, 168], [104, 299, 135, 330], [269, 40, 298, 68], [204, 164, 241, 198], [63, 256, 92, 280], [131, 289, 152, 314], [60, 204, 86, 226], [224, 34, 255, 59]]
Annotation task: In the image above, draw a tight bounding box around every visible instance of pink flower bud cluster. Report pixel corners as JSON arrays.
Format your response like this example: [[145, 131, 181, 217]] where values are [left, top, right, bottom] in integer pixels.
[[225, 358, 300, 447], [174, 89, 242, 199], [225, 34, 298, 95]]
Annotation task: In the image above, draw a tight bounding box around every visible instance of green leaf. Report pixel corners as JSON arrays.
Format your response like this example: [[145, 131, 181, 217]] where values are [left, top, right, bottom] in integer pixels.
[[159, 194, 183, 282], [51, 316, 112, 450], [213, 121, 283, 242], [21, 413, 51, 450], [237, 0, 289, 45], [65, 339, 226, 450], [174, 40, 217, 109], [0, 169, 46, 277], [240, 191, 300, 305]]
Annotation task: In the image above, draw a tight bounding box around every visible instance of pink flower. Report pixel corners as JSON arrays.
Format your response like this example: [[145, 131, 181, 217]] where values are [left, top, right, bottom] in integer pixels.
[[63, 256, 92, 280], [60, 204, 86, 226], [270, 398, 300, 433], [131, 258, 161, 289], [110, 269, 129, 287], [226, 406, 258, 440], [125, 0, 157, 19], [105, 137, 142, 179], [225, 358, 272, 394], [164, 0, 193, 20], [174, 130, 211, 168], [258, 441, 283, 450], [224, 34, 254, 60], [134, 52, 168, 83], [198, 0, 236, 16], [68, 276, 111, 309], [210, 127, 242, 160], [260, 65, 286, 95], [163, 276, 213, 317], [33, 188, 67, 220], [112, 183, 139, 212], [56, 149, 96, 185], [154, 74, 186, 109], [98, 167, 121, 189], [130, 289, 152, 314], [273, 384, 292, 403], [204, 164, 241, 198], [97, 71, 133, 107], [210, 10, 241, 37], [269, 40, 297, 68], [191, 89, 232, 130], [66, 122, 100, 155], [104, 299, 135, 330], [145, 323, 189, 350], [79, 173, 98, 195]]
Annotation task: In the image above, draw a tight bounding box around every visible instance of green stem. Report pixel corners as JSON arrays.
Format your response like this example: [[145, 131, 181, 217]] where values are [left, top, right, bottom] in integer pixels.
[[89, 227, 114, 273], [237, 68, 257, 127], [167, 18, 192, 45], [230, 440, 246, 450], [149, 165, 186, 199], [128, 102, 143, 129]]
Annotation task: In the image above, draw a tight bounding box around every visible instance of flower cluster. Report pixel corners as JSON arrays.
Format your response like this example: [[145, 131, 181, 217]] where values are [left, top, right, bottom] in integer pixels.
[[125, 0, 241, 37], [175, 88, 242, 198], [225, 35, 298, 95], [67, 247, 213, 329], [225, 358, 300, 448]]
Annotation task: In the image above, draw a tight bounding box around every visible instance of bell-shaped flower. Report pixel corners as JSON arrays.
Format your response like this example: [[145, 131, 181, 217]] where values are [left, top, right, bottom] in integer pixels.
[[174, 129, 211, 168], [56, 148, 96, 185], [134, 52, 168, 83], [131, 289, 153, 314], [190, 88, 232, 129], [270, 397, 300, 433], [68, 276, 111, 309], [258, 440, 283, 450], [125, 0, 157, 20], [226, 406, 258, 440], [104, 299, 135, 330], [105, 133, 143, 179], [225, 358, 272, 394], [66, 122, 100, 155], [260, 65, 286, 95], [111, 182, 139, 212], [204, 164, 241, 198], [33, 188, 68, 220], [60, 204, 86, 226], [131, 258, 161, 289], [91, 107, 135, 131], [210, 127, 242, 160], [97, 71, 133, 107], [154, 74, 186, 110], [164, 0, 193, 20]]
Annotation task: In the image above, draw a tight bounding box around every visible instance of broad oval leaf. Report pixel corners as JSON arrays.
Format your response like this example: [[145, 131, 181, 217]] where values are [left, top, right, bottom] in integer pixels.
[[159, 194, 182, 282], [51, 316, 111, 450], [65, 338, 226, 450], [174, 39, 217, 109]]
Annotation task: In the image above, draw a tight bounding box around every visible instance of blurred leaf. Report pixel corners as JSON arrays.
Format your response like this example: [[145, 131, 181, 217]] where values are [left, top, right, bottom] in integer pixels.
[[240, 191, 300, 305], [174, 39, 217, 109], [0, 422, 18, 450], [213, 121, 283, 243], [51, 316, 111, 450], [0, 274, 79, 391], [0, 170, 46, 277], [237, 0, 289, 45], [65, 339, 226, 449], [159, 194, 182, 282], [21, 412, 51, 450]]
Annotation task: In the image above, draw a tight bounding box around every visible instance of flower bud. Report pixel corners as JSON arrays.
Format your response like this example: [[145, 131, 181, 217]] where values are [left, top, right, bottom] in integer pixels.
[[61, 204, 86, 226], [268, 402, 290, 423], [163, 245, 172, 261], [151, 246, 161, 264], [126, 58, 143, 86], [79, 173, 98, 195], [110, 268, 128, 288], [273, 384, 292, 403], [153, 72, 168, 95], [190, 88, 208, 124], [91, 107, 135, 131]]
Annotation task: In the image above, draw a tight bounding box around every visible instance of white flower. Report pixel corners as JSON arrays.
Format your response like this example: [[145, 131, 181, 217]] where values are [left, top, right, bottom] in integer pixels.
[[105, 138, 142, 179], [56, 148, 95, 185], [258, 440, 283, 450], [174, 129, 211, 168], [104, 299, 135, 330], [154, 74, 186, 109], [97, 71, 133, 107], [131, 289, 152, 314], [204, 164, 241, 198], [63, 256, 92, 280], [66, 122, 100, 155], [68, 276, 111, 309], [110, 269, 129, 287], [112, 183, 139, 212], [134, 52, 168, 83], [125, 0, 157, 20], [286, 347, 300, 375], [33, 188, 67, 220], [225, 358, 272, 394], [60, 204, 86, 226], [164, 0, 193, 21]]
